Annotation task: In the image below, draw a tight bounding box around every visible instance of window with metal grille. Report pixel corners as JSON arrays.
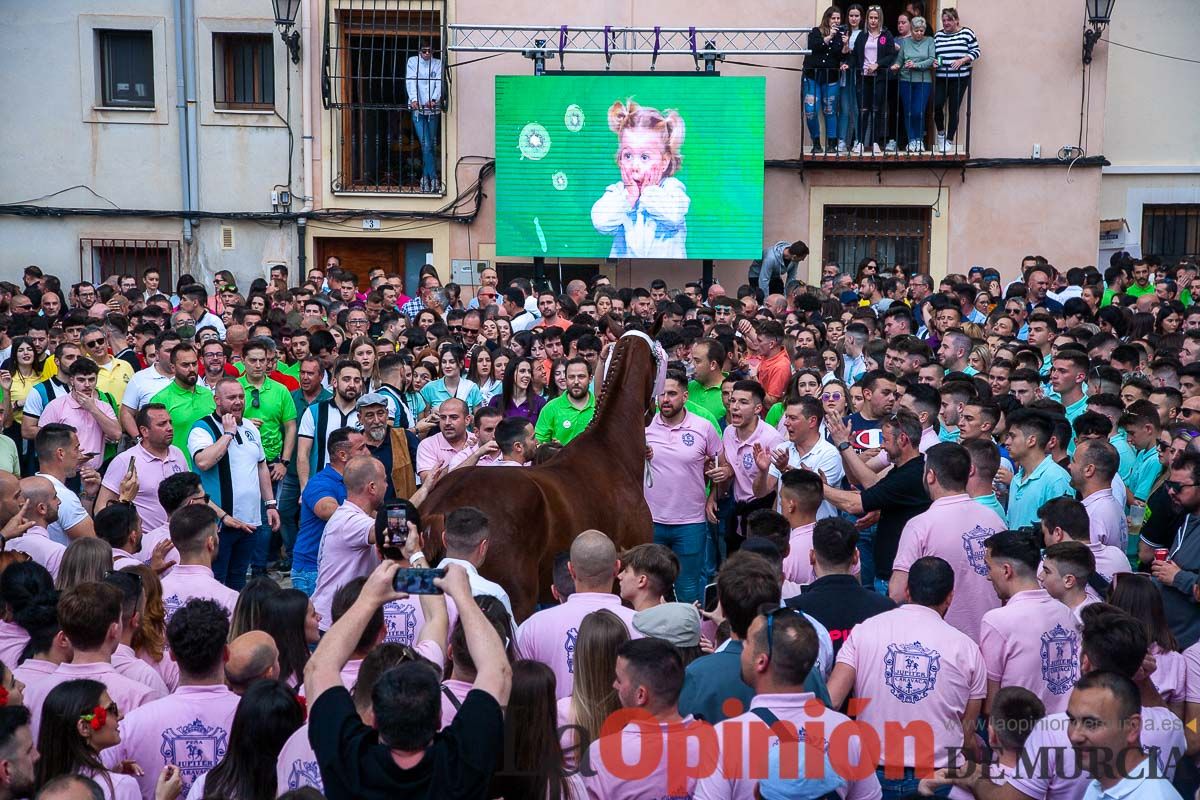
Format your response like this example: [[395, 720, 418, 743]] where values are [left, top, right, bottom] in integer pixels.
[[80, 238, 179, 287], [1143, 205, 1200, 262], [214, 33, 275, 111], [323, 1, 446, 194], [99, 30, 155, 108], [822, 205, 932, 275]]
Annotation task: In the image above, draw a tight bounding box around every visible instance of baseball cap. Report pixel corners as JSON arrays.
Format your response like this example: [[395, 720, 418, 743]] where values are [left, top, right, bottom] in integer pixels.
[[838, 291, 860, 305], [631, 603, 701, 647], [356, 392, 390, 410], [968, 266, 985, 276]]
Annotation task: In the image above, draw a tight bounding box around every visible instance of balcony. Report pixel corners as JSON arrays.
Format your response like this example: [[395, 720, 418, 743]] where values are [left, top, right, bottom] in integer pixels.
[[798, 67, 971, 165]]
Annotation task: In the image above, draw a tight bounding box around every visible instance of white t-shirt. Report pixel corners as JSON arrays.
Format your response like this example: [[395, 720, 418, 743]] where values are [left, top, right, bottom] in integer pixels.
[[37, 472, 88, 546], [768, 437, 845, 520], [121, 366, 173, 411], [297, 401, 360, 472], [187, 420, 267, 526], [195, 311, 227, 339], [20, 378, 67, 420]]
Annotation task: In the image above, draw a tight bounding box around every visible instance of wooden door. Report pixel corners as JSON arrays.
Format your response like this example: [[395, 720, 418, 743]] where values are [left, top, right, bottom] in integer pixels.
[[314, 237, 404, 287]]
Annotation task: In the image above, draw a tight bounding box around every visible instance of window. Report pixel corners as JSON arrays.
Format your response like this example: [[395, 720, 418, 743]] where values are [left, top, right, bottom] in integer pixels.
[[99, 30, 155, 108], [324, 5, 445, 193], [496, 264, 599, 294], [822, 205, 932, 274], [213, 33, 275, 111], [80, 238, 179, 287], [1143, 205, 1200, 262]]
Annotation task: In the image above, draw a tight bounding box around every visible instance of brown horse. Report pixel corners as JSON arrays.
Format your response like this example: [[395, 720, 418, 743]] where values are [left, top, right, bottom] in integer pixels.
[[418, 333, 658, 621]]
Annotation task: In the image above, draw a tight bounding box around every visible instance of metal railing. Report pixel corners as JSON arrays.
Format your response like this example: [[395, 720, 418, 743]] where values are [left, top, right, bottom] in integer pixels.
[[79, 238, 180, 286], [799, 66, 971, 161]]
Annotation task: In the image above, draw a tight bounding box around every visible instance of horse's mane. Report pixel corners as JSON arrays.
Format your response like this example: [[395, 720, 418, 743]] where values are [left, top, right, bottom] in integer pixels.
[[587, 335, 641, 432]]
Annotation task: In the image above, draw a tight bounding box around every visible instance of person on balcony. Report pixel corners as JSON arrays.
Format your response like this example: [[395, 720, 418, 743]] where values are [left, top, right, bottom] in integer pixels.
[[851, 5, 899, 157], [803, 6, 846, 155], [892, 16, 937, 153], [406, 42, 443, 194], [933, 7, 980, 154], [835, 4, 864, 155]]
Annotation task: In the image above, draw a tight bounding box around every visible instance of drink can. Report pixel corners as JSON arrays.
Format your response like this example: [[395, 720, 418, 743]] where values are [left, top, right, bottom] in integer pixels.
[[1155, 548, 1169, 562]]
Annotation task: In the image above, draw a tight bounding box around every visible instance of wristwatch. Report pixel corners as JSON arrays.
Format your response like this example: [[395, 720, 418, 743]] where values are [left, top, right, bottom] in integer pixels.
[[837, 441, 852, 452], [265, 500, 278, 509]]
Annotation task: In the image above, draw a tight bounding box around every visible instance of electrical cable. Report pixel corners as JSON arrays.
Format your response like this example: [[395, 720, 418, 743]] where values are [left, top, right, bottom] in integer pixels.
[[4, 185, 120, 208], [1102, 38, 1200, 65]]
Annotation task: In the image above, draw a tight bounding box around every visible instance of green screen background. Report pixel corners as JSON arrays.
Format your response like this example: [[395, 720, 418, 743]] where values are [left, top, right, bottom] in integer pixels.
[[495, 74, 765, 260]]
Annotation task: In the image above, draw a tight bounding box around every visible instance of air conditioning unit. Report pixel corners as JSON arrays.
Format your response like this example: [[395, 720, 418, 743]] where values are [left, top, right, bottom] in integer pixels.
[[220, 226, 235, 250]]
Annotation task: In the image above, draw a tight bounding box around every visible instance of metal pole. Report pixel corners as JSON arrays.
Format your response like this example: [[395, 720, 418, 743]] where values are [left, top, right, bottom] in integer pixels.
[[702, 259, 714, 293], [533, 256, 546, 288]]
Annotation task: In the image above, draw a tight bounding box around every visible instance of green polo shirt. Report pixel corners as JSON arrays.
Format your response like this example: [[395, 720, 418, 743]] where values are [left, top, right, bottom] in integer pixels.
[[687, 378, 727, 426], [684, 400, 721, 434], [1126, 282, 1155, 298], [239, 376, 297, 461], [151, 381, 216, 463], [275, 359, 300, 379], [534, 392, 595, 445]]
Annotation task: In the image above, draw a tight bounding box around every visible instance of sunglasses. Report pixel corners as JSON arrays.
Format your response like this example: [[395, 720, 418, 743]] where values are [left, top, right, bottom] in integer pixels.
[[821, 392, 844, 401], [1165, 480, 1199, 493], [250, 387, 261, 409], [763, 605, 801, 661], [83, 338, 105, 348]]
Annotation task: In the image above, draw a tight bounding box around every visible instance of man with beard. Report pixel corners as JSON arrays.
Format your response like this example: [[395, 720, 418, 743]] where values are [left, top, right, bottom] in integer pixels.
[[357, 393, 416, 502], [0, 707, 38, 800], [150, 344, 216, 460], [297, 360, 363, 490], [534, 358, 594, 445], [189, 377, 280, 589], [9, 474, 66, 579], [415, 398, 476, 482], [120, 330, 180, 438]]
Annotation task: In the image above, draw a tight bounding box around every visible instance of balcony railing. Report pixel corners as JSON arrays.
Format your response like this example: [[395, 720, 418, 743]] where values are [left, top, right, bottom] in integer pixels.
[[799, 66, 971, 163]]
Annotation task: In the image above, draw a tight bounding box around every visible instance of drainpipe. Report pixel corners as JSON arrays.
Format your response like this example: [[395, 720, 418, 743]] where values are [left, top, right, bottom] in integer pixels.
[[182, 0, 201, 247], [297, 0, 316, 279], [173, 0, 192, 243]]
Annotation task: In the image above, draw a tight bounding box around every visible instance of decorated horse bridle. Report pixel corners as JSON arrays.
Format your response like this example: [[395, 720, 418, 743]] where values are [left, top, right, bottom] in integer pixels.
[[599, 330, 667, 489]]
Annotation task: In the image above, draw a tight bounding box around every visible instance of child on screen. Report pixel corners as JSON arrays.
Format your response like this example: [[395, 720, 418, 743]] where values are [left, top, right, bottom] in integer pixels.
[[590, 99, 691, 258]]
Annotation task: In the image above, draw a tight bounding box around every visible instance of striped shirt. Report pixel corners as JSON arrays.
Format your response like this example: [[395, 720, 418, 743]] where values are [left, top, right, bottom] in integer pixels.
[[934, 27, 980, 78]]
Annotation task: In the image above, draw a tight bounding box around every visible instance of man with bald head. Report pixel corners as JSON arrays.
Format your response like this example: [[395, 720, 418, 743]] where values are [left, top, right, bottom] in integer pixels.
[[415, 398, 476, 482], [311, 456, 385, 629], [11, 476, 66, 580], [225, 631, 280, 694], [515, 529, 638, 698]]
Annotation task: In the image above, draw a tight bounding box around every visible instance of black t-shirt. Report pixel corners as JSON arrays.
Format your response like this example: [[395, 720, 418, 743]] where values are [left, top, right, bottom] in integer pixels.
[[787, 574, 897, 656], [310, 685, 504, 800], [860, 455, 931, 580]]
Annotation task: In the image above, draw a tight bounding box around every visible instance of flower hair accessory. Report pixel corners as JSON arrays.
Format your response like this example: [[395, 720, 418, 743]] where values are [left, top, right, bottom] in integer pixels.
[[80, 705, 107, 731], [0, 687, 8, 707], [295, 694, 307, 721]]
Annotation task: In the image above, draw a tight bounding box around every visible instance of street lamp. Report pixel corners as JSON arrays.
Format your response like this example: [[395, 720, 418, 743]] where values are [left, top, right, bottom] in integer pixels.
[[272, 0, 302, 64], [1082, 0, 1116, 65]]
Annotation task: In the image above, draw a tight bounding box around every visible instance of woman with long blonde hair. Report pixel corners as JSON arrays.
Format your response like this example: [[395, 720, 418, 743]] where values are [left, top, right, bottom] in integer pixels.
[[560, 609, 630, 765], [55, 538, 112, 592], [121, 563, 178, 691]]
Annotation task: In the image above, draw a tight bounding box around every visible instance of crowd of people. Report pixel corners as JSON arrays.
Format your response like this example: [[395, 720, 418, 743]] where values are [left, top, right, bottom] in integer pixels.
[[0, 244, 1195, 800], [802, 1, 979, 156]]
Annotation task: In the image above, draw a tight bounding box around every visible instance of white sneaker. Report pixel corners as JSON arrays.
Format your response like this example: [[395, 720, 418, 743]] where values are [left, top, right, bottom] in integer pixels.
[[943, 139, 955, 154], [871, 143, 883, 156], [850, 142, 864, 156], [419, 176, 428, 193], [935, 132, 946, 151], [837, 140, 848, 154], [884, 139, 898, 154]]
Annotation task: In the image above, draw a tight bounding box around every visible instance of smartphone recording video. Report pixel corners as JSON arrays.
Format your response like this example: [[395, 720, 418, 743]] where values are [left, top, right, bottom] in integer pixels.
[[380, 503, 407, 561], [392, 567, 446, 595]]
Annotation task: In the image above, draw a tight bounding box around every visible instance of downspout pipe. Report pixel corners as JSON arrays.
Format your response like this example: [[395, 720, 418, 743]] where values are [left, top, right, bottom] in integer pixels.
[[298, 0, 316, 279], [173, 0, 192, 242], [182, 0, 201, 249]]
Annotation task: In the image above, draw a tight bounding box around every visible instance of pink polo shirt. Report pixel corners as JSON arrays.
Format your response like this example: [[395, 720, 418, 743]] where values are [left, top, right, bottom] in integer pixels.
[[103, 683, 241, 799], [276, 723, 323, 794], [415, 432, 477, 475], [312, 500, 380, 629], [111, 643, 168, 700], [1081, 488, 1128, 551], [24, 660, 156, 741], [1085, 541, 1131, 590], [891, 494, 1005, 641], [583, 715, 705, 800], [979, 589, 1081, 714], [39, 392, 117, 471], [645, 411, 723, 525], [1008, 706, 1186, 800], [382, 597, 427, 646], [722, 419, 784, 502], [515, 592, 638, 698], [783, 523, 860, 585], [101, 444, 189, 532], [694, 691, 882, 800], [112, 548, 141, 572], [1184, 641, 1200, 704], [140, 649, 180, 692], [1150, 645, 1187, 706], [12, 657, 55, 688], [439, 677, 474, 728], [7, 524, 65, 580], [159, 564, 239, 623], [0, 621, 30, 674], [837, 604, 987, 769]]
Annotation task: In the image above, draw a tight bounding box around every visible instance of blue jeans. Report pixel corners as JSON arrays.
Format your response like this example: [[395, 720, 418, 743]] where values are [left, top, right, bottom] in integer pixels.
[[839, 69, 859, 144], [213, 521, 261, 591], [291, 567, 318, 597], [804, 78, 840, 144], [899, 80, 933, 144], [851, 514, 877, 590], [877, 767, 951, 800], [278, 473, 301, 559], [413, 112, 440, 182], [653, 522, 709, 605]]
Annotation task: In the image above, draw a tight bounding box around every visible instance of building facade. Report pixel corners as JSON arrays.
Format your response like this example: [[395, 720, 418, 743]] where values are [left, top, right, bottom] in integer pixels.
[[2, 0, 1190, 295]]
